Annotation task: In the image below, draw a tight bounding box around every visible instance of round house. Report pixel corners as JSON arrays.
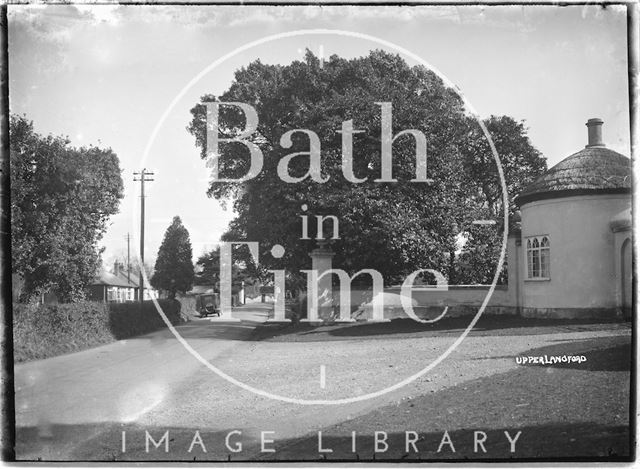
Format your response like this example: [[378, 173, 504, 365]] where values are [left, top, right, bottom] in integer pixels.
[[514, 118, 632, 318]]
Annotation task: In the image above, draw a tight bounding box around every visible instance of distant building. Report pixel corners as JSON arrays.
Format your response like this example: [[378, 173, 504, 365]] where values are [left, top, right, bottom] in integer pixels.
[[87, 270, 136, 303], [87, 261, 158, 303]]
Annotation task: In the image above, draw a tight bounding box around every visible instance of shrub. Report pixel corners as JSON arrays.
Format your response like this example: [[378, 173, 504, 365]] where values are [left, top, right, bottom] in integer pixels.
[[287, 293, 344, 323], [13, 299, 186, 362], [13, 301, 113, 362], [108, 299, 183, 339], [288, 293, 307, 324]]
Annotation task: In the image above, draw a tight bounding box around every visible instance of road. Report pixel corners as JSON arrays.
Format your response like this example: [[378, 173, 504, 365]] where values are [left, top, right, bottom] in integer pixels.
[[14, 304, 631, 461]]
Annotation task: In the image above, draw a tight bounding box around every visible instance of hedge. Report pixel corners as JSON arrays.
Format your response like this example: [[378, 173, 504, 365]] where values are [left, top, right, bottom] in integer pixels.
[[13, 299, 184, 363]]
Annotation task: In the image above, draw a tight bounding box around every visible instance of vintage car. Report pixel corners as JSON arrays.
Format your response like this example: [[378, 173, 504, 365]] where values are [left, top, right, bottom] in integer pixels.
[[195, 293, 220, 317]]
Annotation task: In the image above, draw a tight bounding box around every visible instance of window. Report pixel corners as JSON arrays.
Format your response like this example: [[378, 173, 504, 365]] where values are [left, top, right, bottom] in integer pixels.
[[526, 235, 550, 279]]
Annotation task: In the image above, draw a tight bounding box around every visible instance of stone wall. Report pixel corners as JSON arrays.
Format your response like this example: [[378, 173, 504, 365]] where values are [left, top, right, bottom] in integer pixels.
[[338, 285, 516, 321]]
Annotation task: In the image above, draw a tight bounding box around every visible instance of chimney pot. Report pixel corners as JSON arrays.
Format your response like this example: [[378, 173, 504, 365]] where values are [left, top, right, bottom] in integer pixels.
[[586, 118, 605, 147]]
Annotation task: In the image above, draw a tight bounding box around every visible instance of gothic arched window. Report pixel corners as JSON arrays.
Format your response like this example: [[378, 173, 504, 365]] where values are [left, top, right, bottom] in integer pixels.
[[526, 235, 550, 279]]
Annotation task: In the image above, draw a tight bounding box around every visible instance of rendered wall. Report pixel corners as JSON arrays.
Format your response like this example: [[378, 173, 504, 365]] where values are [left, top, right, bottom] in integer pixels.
[[519, 193, 631, 317]]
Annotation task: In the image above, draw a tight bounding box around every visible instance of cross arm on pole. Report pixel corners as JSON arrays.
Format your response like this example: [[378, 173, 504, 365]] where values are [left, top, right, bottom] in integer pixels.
[[133, 168, 154, 306]]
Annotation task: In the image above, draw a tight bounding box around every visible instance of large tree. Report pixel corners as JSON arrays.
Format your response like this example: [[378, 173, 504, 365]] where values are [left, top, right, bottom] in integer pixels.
[[459, 115, 546, 223], [194, 248, 222, 287], [10, 115, 124, 302], [188, 50, 545, 286], [453, 116, 546, 284], [194, 246, 252, 293], [151, 216, 195, 298]]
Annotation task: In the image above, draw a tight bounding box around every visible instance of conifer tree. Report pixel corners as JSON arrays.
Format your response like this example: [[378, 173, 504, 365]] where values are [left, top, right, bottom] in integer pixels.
[[151, 216, 195, 299]]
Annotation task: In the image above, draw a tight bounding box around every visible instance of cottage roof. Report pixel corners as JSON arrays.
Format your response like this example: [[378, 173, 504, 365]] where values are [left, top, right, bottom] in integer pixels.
[[119, 273, 141, 288], [516, 119, 631, 206], [91, 270, 137, 288]]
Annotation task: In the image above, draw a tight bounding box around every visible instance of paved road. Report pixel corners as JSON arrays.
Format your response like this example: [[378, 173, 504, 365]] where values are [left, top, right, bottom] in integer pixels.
[[14, 304, 270, 458], [13, 304, 631, 461]]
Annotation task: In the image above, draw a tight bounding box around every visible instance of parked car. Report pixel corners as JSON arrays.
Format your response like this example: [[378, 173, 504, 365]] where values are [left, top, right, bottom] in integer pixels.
[[195, 293, 220, 317]]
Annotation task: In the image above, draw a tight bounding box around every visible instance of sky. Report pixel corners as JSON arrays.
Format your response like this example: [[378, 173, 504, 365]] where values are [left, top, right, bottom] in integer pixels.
[[8, 4, 631, 270]]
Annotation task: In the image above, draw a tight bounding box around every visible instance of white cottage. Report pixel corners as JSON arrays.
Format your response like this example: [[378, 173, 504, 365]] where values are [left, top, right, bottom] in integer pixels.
[[513, 118, 632, 318]]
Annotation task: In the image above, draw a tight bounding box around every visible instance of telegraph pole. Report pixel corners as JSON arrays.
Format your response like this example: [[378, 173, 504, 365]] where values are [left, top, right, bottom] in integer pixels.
[[124, 233, 132, 283], [133, 169, 154, 305]]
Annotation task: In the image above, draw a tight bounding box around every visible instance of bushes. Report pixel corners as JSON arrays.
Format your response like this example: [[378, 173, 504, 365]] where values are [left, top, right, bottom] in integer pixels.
[[288, 293, 307, 324], [13, 301, 112, 362], [13, 299, 185, 362], [108, 299, 183, 339]]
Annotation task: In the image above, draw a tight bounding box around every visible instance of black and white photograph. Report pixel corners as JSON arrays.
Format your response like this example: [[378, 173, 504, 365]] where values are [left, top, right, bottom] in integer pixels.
[[2, 2, 636, 463]]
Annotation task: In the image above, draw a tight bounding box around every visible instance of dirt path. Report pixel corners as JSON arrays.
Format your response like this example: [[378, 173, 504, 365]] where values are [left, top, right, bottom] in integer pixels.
[[14, 306, 631, 461]]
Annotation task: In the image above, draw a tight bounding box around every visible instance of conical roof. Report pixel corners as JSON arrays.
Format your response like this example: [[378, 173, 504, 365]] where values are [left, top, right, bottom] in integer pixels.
[[516, 119, 631, 206]]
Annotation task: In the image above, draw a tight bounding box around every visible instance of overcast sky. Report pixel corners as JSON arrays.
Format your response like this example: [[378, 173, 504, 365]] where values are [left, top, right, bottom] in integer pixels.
[[8, 4, 631, 269]]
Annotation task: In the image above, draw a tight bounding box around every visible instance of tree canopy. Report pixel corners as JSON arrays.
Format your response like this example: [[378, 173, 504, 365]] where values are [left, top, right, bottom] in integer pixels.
[[188, 50, 546, 286], [453, 115, 546, 284], [10, 115, 124, 302], [151, 216, 195, 298], [194, 246, 252, 294]]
